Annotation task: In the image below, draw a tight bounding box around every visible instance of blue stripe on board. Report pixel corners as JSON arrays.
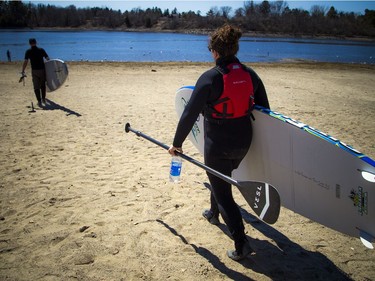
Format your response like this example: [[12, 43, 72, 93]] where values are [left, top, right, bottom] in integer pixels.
[[362, 157, 375, 166], [180, 86, 195, 90], [254, 105, 374, 167]]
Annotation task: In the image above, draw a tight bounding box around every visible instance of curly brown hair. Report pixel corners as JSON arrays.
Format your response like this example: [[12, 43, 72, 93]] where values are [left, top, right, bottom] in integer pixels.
[[208, 24, 242, 57]]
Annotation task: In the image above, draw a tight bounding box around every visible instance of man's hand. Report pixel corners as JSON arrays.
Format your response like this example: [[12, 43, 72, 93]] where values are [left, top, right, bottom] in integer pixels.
[[19, 72, 27, 83]]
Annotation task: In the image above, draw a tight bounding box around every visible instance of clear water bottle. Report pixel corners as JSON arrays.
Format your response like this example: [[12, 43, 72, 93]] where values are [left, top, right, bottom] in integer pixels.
[[169, 156, 182, 183]]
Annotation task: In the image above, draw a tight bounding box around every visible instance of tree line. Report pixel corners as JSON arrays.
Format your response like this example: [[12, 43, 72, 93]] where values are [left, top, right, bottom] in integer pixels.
[[1, 0, 374, 38]]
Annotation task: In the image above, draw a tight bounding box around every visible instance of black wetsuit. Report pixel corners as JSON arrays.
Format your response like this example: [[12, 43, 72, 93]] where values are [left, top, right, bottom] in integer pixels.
[[173, 56, 270, 250], [24, 46, 49, 102]]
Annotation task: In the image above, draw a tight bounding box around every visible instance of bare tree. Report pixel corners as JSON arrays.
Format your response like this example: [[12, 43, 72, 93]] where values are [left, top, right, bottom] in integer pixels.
[[271, 1, 288, 15], [220, 6, 232, 19], [310, 5, 328, 17]]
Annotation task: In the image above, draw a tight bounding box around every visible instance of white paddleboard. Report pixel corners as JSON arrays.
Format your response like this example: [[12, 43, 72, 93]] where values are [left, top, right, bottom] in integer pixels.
[[45, 59, 69, 92], [175, 86, 375, 248]]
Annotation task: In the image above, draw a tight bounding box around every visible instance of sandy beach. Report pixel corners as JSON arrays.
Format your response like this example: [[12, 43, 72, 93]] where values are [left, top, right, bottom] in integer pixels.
[[0, 61, 374, 281]]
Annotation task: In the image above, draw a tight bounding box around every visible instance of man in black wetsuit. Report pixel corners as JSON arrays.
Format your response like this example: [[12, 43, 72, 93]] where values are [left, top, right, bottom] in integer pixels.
[[22, 38, 50, 107], [168, 24, 270, 261]]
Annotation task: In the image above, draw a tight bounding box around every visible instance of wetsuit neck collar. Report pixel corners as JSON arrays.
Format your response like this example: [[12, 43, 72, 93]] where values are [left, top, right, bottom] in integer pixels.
[[216, 56, 239, 66]]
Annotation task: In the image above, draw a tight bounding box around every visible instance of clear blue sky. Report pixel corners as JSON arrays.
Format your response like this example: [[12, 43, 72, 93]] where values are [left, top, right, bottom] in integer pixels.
[[26, 1, 375, 15]]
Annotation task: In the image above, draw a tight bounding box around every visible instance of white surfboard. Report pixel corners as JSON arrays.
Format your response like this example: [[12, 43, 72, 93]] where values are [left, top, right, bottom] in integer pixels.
[[175, 86, 375, 249], [45, 59, 69, 92]]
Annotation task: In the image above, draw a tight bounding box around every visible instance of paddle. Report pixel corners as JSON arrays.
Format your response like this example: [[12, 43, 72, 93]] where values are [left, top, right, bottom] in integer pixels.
[[19, 73, 36, 113], [125, 123, 281, 224]]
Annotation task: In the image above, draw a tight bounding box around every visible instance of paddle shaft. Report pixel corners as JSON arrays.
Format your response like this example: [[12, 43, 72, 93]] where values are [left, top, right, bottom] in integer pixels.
[[125, 123, 281, 224], [125, 123, 239, 187]]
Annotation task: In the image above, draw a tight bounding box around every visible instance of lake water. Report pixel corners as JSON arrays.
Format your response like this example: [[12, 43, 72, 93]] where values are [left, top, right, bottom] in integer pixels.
[[1, 30, 374, 64]]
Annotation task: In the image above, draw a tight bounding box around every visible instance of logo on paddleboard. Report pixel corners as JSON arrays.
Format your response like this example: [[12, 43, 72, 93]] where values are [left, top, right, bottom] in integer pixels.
[[349, 187, 368, 216]]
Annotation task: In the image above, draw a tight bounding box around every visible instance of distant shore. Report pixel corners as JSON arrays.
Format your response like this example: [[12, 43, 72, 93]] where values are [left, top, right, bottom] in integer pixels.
[[3, 26, 375, 42]]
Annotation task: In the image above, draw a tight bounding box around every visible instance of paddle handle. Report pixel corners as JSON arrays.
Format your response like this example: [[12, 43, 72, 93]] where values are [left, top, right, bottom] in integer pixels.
[[125, 123, 238, 187]]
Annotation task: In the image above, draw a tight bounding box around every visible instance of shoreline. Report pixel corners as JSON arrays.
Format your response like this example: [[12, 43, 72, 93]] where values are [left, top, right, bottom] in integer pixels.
[[2, 27, 375, 42], [3, 60, 375, 68]]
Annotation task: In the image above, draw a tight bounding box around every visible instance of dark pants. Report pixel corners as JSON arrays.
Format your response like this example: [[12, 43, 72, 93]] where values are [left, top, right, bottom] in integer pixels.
[[204, 154, 248, 250], [203, 116, 252, 251], [32, 69, 46, 102]]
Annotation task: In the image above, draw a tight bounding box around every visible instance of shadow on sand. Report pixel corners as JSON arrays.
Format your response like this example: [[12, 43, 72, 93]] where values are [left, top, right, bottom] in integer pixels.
[[154, 183, 352, 281], [156, 219, 256, 281], [237, 207, 352, 280], [42, 99, 82, 117]]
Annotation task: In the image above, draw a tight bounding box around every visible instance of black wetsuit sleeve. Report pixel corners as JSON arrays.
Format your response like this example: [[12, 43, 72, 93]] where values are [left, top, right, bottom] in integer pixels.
[[41, 48, 49, 59], [172, 69, 220, 148], [24, 49, 29, 60], [247, 67, 270, 109]]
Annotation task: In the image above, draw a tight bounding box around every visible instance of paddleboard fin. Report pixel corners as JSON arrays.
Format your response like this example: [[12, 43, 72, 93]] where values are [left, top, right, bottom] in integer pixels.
[[358, 229, 374, 249]]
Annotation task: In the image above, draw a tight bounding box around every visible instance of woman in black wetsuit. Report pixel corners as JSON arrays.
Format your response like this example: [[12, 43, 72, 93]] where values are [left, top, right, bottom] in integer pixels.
[[168, 24, 270, 261]]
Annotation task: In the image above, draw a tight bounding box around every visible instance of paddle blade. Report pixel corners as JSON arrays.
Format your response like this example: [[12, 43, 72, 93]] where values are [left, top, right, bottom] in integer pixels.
[[237, 181, 281, 224]]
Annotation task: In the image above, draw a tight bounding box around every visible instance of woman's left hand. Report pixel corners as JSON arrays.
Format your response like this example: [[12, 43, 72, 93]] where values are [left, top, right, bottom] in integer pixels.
[[168, 146, 183, 156]]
